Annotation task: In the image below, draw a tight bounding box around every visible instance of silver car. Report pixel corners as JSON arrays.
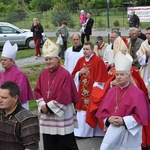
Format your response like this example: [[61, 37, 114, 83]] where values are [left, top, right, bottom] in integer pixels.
[[0, 22, 47, 49]]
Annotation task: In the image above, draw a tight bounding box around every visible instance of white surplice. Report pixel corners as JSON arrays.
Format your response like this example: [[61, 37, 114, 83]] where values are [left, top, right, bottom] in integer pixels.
[[103, 44, 114, 64], [100, 116, 142, 150], [64, 46, 83, 74]]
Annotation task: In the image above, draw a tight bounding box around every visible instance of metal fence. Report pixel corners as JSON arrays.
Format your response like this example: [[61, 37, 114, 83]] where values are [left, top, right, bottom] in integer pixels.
[[0, 8, 133, 31]]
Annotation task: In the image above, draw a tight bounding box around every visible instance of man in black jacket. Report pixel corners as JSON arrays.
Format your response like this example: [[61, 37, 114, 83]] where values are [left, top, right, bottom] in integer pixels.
[[129, 10, 140, 28], [81, 12, 94, 46], [137, 27, 146, 41]]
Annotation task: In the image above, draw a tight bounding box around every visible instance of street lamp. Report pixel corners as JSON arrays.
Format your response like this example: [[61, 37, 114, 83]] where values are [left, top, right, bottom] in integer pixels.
[[107, 0, 110, 28]]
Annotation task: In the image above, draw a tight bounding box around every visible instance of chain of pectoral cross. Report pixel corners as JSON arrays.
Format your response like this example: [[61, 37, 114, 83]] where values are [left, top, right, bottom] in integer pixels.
[[115, 84, 132, 113], [47, 67, 61, 99]]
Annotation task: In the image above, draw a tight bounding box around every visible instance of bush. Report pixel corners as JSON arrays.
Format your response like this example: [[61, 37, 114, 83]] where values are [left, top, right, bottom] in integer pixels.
[[6, 10, 27, 23], [97, 18, 105, 28], [113, 20, 120, 27]]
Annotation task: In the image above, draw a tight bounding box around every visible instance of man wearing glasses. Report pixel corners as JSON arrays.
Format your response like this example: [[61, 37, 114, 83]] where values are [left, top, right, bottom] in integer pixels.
[[94, 36, 108, 58]]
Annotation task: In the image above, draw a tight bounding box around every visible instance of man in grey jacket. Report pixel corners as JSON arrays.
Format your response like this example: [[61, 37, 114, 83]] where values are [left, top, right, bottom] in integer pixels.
[[128, 27, 143, 69]]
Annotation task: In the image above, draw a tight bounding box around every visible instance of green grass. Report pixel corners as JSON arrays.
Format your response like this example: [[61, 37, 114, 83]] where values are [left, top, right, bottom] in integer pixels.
[[22, 63, 47, 110], [29, 100, 38, 110], [0, 49, 35, 60], [2, 9, 150, 31], [16, 49, 35, 59]]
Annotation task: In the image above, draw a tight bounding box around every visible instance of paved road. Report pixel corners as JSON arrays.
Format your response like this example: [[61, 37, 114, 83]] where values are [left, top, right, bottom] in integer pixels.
[[45, 28, 129, 37], [38, 134, 103, 150], [45, 28, 146, 38], [0, 55, 45, 71]]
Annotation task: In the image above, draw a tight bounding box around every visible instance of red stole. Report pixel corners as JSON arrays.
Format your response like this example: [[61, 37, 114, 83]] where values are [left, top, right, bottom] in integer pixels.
[[97, 42, 105, 50]]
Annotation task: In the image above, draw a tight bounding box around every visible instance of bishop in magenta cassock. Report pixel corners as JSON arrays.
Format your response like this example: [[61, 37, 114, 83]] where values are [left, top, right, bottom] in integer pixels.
[[0, 40, 33, 109], [34, 39, 79, 150], [96, 51, 150, 150]]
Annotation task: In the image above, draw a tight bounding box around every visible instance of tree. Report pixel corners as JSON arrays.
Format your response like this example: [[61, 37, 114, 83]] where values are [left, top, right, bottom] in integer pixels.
[[51, 1, 75, 28], [137, 0, 150, 5], [112, 0, 123, 7], [30, 0, 52, 11]]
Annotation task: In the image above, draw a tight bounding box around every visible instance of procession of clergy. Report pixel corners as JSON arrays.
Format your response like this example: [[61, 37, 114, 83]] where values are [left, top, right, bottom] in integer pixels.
[[64, 27, 150, 150], [0, 26, 150, 150]]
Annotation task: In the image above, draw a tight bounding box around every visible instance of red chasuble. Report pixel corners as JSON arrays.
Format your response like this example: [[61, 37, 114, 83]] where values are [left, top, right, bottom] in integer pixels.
[[72, 53, 108, 111], [34, 65, 79, 104]]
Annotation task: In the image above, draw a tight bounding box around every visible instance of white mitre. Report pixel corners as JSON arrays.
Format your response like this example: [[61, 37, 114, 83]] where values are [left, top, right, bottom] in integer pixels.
[[115, 51, 133, 71], [2, 40, 18, 60], [42, 39, 60, 59]]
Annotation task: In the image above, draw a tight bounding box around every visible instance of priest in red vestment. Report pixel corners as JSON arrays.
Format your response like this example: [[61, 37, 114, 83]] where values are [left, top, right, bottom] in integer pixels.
[[72, 41, 108, 137], [0, 40, 33, 109], [34, 39, 79, 150], [96, 51, 150, 150]]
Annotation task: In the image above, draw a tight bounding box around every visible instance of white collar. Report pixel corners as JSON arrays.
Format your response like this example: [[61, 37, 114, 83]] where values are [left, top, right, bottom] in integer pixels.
[[85, 53, 94, 62]]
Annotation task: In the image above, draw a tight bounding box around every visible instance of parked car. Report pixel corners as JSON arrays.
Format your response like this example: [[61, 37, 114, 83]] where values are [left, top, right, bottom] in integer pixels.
[[0, 22, 47, 49]]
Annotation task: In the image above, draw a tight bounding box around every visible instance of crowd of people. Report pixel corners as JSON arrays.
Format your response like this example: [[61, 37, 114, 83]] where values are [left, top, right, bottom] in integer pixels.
[[0, 10, 150, 150]]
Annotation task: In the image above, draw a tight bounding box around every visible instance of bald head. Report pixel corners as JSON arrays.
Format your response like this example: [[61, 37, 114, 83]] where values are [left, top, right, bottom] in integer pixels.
[[131, 10, 135, 15], [71, 34, 81, 47], [137, 27, 142, 36]]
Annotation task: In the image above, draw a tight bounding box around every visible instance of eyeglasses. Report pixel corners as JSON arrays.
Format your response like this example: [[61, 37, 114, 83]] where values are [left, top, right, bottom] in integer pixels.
[[96, 41, 102, 44]]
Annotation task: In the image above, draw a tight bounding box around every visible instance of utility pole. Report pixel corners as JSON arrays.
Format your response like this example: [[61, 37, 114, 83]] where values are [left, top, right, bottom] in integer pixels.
[[107, 0, 110, 28]]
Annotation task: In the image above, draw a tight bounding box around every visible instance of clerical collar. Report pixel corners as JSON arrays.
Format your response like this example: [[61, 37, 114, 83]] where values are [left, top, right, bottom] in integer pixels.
[[85, 53, 94, 62], [111, 44, 113, 50], [119, 82, 130, 89], [72, 45, 82, 52]]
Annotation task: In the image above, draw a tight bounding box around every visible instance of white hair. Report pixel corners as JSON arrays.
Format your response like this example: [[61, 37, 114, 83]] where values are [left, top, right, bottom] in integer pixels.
[[129, 27, 138, 33]]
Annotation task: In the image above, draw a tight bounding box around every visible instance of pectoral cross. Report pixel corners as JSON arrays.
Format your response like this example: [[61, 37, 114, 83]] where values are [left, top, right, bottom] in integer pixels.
[[115, 106, 118, 113], [47, 90, 51, 98]]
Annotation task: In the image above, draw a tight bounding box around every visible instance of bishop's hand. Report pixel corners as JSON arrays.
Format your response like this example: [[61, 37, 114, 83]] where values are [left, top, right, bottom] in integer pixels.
[[108, 116, 124, 126], [41, 104, 48, 114]]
